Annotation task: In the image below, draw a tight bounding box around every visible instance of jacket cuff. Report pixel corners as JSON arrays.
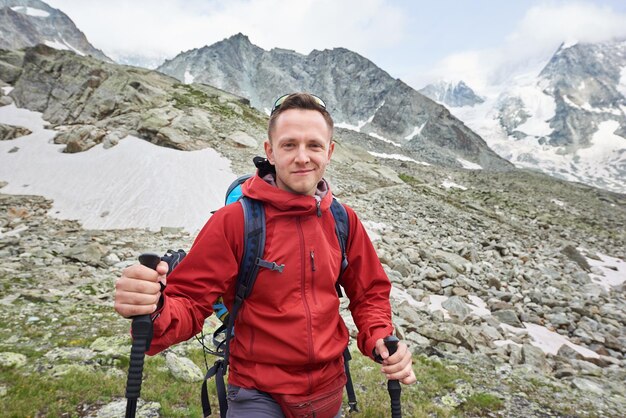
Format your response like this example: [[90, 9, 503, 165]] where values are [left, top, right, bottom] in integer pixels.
[[365, 327, 394, 360]]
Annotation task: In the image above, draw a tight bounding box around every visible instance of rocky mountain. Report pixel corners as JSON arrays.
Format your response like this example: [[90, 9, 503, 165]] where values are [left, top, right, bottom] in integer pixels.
[[419, 81, 485, 107], [0, 0, 110, 61], [157, 34, 513, 171], [0, 44, 267, 159], [448, 39, 626, 194]]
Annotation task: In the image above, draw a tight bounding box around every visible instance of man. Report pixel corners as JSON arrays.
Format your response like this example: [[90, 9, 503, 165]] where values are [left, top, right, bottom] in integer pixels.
[[115, 93, 416, 417]]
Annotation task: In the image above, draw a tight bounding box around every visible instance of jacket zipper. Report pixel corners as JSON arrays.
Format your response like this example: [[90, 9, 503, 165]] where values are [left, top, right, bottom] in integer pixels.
[[310, 250, 317, 304], [296, 218, 315, 375]]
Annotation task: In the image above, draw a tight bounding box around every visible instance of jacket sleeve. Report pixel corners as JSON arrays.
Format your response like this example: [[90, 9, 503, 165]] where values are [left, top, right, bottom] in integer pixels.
[[146, 204, 244, 355], [339, 205, 393, 359]]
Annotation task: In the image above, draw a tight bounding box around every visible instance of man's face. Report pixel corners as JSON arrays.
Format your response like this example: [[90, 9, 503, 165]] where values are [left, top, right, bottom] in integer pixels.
[[264, 109, 334, 196]]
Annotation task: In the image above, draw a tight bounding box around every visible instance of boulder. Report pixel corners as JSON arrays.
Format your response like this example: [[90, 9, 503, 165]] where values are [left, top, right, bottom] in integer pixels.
[[165, 352, 203, 382], [0, 352, 27, 368]]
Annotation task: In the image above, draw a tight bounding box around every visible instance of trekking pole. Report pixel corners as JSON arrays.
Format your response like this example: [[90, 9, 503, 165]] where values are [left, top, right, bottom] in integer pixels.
[[384, 336, 402, 418], [125, 253, 161, 418]]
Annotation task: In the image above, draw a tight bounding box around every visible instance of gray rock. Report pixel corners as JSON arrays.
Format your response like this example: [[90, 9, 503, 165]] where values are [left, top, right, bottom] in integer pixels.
[[44, 347, 96, 362], [0, 123, 31, 140], [89, 399, 161, 418], [50, 363, 96, 377], [228, 131, 258, 148], [441, 296, 471, 322], [420, 249, 471, 273], [440, 278, 455, 288], [165, 352, 203, 382], [0, 352, 27, 368], [54, 125, 106, 153], [522, 344, 551, 373], [561, 245, 591, 272], [492, 309, 523, 328], [64, 242, 109, 266], [90, 336, 131, 358], [570, 378, 605, 395]]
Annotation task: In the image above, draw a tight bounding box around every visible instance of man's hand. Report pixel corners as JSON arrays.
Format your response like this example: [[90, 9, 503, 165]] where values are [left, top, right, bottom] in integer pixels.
[[374, 338, 417, 385], [114, 261, 168, 318]]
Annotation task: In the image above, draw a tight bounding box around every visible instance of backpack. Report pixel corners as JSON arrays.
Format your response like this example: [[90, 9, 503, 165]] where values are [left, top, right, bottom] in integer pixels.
[[161, 157, 357, 417]]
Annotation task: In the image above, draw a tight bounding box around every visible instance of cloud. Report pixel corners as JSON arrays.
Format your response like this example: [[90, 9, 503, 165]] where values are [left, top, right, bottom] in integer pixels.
[[417, 1, 626, 92], [47, 0, 407, 63]]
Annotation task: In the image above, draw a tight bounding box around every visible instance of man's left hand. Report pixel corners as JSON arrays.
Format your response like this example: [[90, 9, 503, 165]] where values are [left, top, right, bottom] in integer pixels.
[[374, 338, 417, 385]]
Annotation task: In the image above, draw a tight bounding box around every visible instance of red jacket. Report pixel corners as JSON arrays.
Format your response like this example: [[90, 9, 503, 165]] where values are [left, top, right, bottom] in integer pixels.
[[148, 174, 393, 396]]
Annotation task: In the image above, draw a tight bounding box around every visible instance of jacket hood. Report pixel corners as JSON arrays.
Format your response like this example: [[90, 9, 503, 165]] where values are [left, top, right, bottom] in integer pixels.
[[241, 173, 334, 217]]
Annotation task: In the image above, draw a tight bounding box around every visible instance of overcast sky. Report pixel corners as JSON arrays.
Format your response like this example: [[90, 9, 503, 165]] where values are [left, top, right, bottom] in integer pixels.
[[45, 0, 626, 92]]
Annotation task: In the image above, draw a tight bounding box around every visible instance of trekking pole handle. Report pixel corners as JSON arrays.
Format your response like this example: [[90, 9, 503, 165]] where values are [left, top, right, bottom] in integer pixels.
[[384, 335, 402, 418], [125, 253, 160, 418]]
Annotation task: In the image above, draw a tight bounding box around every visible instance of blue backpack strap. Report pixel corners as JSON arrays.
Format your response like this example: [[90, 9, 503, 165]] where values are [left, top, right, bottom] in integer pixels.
[[330, 198, 349, 279], [329, 198, 358, 411], [204, 196, 269, 418]]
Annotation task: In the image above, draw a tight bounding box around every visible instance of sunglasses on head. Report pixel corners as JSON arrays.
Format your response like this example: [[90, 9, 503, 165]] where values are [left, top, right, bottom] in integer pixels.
[[270, 93, 327, 115]]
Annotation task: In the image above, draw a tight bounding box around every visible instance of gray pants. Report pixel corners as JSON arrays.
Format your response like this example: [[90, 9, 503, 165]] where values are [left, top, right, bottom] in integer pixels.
[[226, 385, 342, 418]]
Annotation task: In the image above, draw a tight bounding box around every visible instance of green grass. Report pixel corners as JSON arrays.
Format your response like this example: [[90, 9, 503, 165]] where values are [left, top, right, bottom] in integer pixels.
[[0, 354, 212, 418], [0, 367, 123, 417], [459, 392, 503, 415], [398, 173, 419, 185], [2, 344, 504, 418]]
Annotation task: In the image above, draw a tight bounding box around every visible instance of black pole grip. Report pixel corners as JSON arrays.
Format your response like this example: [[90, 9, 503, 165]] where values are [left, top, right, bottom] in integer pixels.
[[125, 253, 161, 418], [384, 335, 402, 418]]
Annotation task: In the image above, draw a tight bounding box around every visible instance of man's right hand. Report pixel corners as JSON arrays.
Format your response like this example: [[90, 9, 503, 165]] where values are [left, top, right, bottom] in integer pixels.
[[114, 261, 169, 318]]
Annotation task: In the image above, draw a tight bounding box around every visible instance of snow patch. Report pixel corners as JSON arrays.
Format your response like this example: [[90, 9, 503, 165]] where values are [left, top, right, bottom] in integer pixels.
[[576, 120, 626, 162], [618, 67, 626, 98], [361, 220, 390, 242], [0, 104, 236, 233], [563, 95, 622, 115], [11, 6, 50, 17], [368, 151, 430, 165], [551, 199, 565, 207], [499, 323, 599, 358], [561, 39, 579, 50], [1, 86, 13, 95], [514, 86, 556, 137], [367, 132, 402, 147], [336, 101, 386, 133], [584, 251, 626, 290], [184, 69, 195, 84], [441, 180, 467, 190], [427, 294, 490, 318], [405, 123, 426, 140], [43, 37, 85, 56], [466, 295, 490, 317], [390, 286, 425, 309], [457, 158, 482, 170]]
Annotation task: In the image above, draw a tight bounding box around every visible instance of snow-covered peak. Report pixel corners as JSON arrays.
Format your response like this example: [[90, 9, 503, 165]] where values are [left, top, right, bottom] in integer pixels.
[[419, 80, 485, 108], [10, 5, 49, 17]]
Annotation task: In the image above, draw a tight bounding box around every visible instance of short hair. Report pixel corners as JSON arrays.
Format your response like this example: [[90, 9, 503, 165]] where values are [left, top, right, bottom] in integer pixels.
[[268, 93, 334, 141]]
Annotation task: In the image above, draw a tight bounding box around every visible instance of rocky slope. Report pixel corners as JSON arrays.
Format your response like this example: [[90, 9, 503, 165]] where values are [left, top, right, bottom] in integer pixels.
[[1, 44, 268, 157], [0, 159, 624, 416], [0, 0, 110, 61], [157, 34, 512, 171]]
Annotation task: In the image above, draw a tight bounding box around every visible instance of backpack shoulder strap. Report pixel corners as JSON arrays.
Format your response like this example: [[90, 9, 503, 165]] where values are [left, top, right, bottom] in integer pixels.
[[330, 197, 349, 278], [206, 196, 267, 418], [224, 196, 265, 359], [329, 198, 359, 411]]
